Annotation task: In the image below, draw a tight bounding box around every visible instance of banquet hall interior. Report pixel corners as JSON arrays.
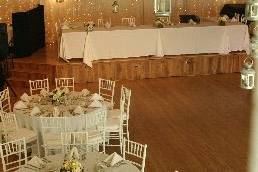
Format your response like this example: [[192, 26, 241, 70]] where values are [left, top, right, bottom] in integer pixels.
[[0, 0, 257, 171]]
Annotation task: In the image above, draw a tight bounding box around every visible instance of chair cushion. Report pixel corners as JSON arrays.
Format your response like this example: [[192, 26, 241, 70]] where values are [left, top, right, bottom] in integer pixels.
[[106, 118, 120, 131], [103, 101, 114, 110], [88, 129, 103, 144], [107, 109, 127, 119], [7, 128, 37, 143]]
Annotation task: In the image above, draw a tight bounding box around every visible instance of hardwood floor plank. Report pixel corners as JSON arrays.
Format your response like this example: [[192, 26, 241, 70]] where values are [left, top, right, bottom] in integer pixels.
[[2, 73, 251, 172]]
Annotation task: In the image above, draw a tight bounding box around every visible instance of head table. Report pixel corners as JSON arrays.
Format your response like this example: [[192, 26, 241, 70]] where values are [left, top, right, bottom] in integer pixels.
[[18, 152, 140, 172], [13, 89, 106, 149], [59, 22, 250, 67]]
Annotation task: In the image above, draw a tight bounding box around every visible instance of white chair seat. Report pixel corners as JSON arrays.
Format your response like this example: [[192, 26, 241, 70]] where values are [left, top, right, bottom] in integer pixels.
[[7, 128, 37, 143], [106, 118, 120, 131], [103, 101, 114, 110], [88, 129, 103, 144], [108, 109, 126, 119]]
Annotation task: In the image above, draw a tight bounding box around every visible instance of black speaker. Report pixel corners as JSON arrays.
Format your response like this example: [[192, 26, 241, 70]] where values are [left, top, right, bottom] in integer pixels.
[[179, 15, 200, 24], [0, 23, 9, 60]]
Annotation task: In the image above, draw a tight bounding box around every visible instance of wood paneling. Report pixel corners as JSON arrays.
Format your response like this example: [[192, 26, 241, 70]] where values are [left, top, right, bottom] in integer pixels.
[[9, 50, 247, 85]]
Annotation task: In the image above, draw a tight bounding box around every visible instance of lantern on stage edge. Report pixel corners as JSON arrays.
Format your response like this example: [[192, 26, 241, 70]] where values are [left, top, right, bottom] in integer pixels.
[[241, 57, 255, 89]]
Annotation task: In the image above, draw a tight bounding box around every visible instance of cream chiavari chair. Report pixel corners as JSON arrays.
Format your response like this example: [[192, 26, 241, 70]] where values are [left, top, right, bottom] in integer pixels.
[[105, 100, 124, 153], [29, 78, 49, 95], [85, 109, 106, 153], [40, 117, 66, 156], [0, 111, 40, 158], [0, 138, 28, 172], [97, 18, 104, 27], [55, 77, 75, 91], [61, 131, 88, 154], [122, 138, 147, 172], [0, 87, 11, 113], [108, 85, 131, 139], [121, 17, 135, 25], [98, 78, 115, 110]]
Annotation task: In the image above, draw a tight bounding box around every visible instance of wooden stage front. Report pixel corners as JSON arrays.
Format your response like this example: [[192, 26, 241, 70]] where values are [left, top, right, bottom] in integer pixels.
[[9, 45, 247, 85]]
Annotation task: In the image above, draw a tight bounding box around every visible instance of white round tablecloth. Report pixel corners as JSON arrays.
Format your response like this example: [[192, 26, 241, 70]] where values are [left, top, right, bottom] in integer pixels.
[[18, 152, 140, 172]]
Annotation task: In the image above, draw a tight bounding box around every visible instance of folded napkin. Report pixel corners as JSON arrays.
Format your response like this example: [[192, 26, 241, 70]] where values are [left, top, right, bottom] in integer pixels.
[[90, 93, 104, 101], [30, 106, 41, 116], [88, 100, 102, 108], [81, 89, 90, 96], [28, 156, 45, 168], [69, 147, 80, 160], [73, 106, 84, 115], [53, 106, 60, 117], [40, 89, 49, 97], [13, 101, 28, 109], [20, 93, 31, 102], [63, 87, 70, 94], [103, 152, 124, 167]]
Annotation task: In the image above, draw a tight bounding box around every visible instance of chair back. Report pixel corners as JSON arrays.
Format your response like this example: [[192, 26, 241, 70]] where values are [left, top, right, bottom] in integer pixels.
[[0, 87, 11, 113], [0, 138, 27, 172], [121, 85, 131, 117], [0, 111, 18, 136], [122, 138, 147, 172], [85, 109, 106, 153], [97, 18, 104, 27], [122, 17, 135, 25], [61, 131, 88, 154], [29, 78, 49, 95], [55, 77, 75, 91], [98, 78, 115, 104], [40, 117, 66, 145]]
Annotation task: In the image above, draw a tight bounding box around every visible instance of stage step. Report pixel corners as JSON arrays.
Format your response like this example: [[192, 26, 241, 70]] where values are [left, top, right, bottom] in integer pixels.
[[8, 61, 56, 88]]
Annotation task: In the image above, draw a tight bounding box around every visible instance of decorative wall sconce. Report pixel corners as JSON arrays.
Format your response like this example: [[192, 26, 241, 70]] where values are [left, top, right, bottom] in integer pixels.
[[112, 1, 119, 13]]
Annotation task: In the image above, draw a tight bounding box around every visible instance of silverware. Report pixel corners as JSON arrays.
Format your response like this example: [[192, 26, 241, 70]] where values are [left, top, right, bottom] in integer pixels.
[[24, 165, 37, 171], [42, 157, 51, 163], [27, 164, 41, 169]]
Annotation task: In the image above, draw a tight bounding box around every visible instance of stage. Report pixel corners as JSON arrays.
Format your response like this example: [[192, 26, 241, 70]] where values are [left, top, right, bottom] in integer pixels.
[[8, 45, 247, 86]]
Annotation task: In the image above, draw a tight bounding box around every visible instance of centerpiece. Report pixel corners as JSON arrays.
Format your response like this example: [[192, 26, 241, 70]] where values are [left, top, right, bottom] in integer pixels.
[[49, 88, 67, 106], [60, 159, 82, 172], [218, 15, 229, 26]]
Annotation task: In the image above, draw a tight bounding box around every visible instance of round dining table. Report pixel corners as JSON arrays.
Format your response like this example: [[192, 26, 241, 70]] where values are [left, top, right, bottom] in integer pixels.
[[13, 90, 106, 153], [18, 152, 140, 172]]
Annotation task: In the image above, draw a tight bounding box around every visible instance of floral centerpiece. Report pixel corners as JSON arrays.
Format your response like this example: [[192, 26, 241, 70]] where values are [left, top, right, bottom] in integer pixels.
[[85, 21, 95, 32], [60, 159, 82, 172], [218, 15, 229, 26], [49, 88, 67, 106]]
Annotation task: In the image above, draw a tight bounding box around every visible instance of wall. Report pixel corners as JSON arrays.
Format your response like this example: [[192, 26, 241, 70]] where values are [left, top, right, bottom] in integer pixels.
[[0, 0, 247, 44]]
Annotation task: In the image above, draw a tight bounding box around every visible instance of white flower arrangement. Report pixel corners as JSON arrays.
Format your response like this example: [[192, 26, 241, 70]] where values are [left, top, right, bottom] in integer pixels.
[[218, 15, 229, 26], [85, 21, 95, 32], [49, 88, 67, 105]]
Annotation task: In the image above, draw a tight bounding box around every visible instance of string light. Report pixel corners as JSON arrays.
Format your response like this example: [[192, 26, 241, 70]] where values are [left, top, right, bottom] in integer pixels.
[[0, 0, 247, 44]]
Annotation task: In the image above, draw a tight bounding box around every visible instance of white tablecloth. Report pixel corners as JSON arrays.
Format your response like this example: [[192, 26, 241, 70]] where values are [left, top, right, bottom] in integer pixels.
[[59, 31, 87, 59], [18, 152, 140, 172], [59, 23, 250, 67]]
